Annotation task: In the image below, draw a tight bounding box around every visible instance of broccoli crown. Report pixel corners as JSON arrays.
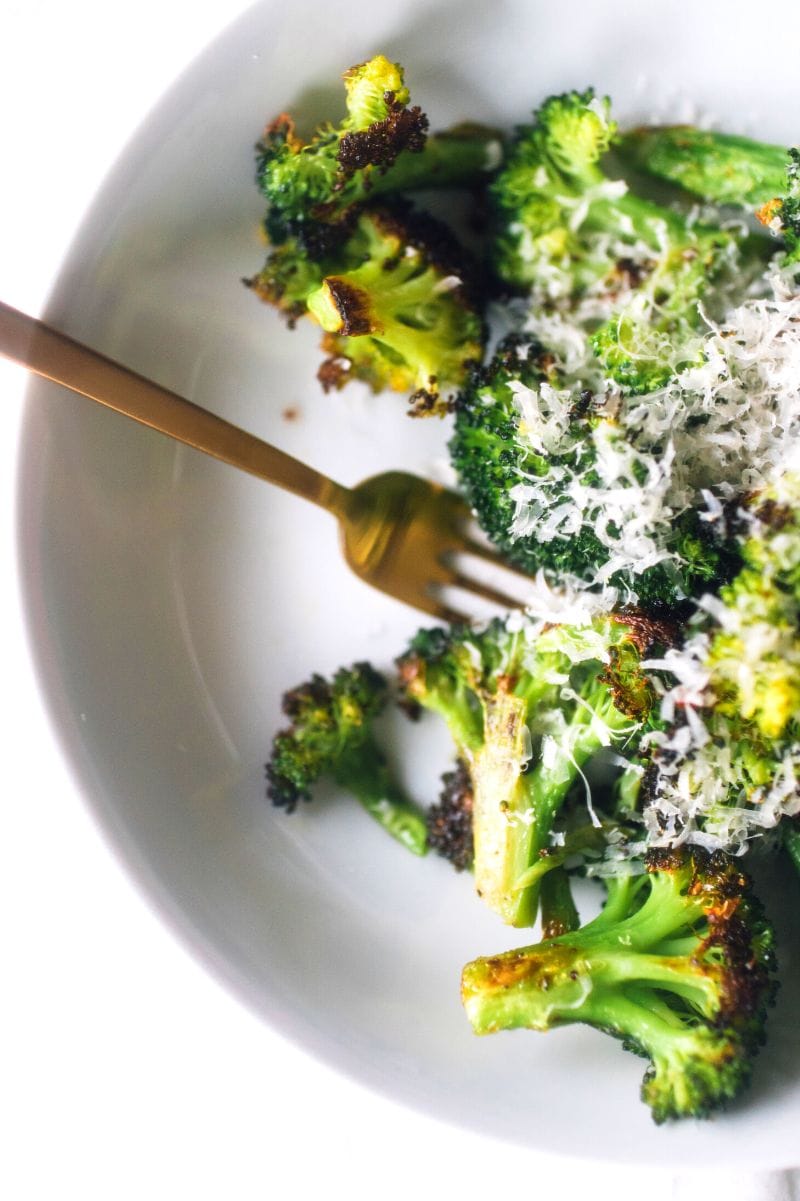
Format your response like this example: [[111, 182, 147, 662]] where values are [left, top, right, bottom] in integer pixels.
[[617, 125, 790, 208], [256, 54, 498, 245], [587, 229, 735, 396], [248, 204, 485, 413], [756, 148, 800, 266], [490, 89, 747, 393], [396, 612, 673, 925], [461, 846, 778, 1122], [267, 661, 388, 810], [245, 235, 327, 325], [308, 206, 485, 413], [257, 55, 426, 243], [641, 472, 800, 852], [708, 481, 800, 740], [266, 662, 428, 855], [490, 88, 621, 293], [449, 336, 738, 607]]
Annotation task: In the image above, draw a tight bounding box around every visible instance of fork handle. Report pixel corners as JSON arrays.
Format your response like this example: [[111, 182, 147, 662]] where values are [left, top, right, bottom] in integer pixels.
[[0, 300, 349, 514]]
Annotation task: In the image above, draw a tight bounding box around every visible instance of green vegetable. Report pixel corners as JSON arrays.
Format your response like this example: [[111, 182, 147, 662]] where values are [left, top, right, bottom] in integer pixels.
[[248, 204, 485, 413], [266, 662, 428, 855], [490, 89, 744, 393], [461, 846, 777, 1123], [617, 125, 790, 207], [616, 126, 800, 266], [449, 336, 738, 605], [396, 613, 669, 926], [756, 149, 800, 266], [642, 472, 800, 850], [257, 53, 499, 247]]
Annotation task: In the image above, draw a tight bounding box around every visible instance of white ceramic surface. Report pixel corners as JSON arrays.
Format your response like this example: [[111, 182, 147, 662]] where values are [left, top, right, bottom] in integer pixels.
[[17, 0, 800, 1166]]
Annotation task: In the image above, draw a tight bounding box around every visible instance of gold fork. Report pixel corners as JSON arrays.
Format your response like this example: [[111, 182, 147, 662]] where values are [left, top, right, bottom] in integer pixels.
[[1, 301, 529, 623]]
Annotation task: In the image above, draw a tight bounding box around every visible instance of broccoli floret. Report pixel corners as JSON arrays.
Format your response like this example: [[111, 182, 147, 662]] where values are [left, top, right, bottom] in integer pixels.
[[245, 236, 327, 325], [693, 474, 800, 745], [642, 472, 800, 850], [706, 483, 800, 740], [248, 204, 485, 413], [266, 662, 428, 855], [616, 128, 800, 268], [490, 90, 745, 393], [308, 206, 485, 414], [257, 54, 499, 246], [491, 88, 621, 293], [461, 846, 777, 1122], [396, 612, 671, 926], [617, 126, 790, 208], [449, 336, 739, 606]]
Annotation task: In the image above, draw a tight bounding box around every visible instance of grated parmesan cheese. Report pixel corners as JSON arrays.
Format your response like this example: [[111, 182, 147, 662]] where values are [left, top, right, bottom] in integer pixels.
[[638, 468, 800, 853], [504, 268, 800, 609], [506, 261, 800, 858]]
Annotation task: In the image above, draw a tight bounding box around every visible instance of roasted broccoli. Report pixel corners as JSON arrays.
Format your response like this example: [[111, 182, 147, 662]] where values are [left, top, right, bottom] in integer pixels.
[[257, 54, 499, 247], [449, 336, 739, 606], [616, 126, 800, 268], [461, 846, 778, 1122], [253, 66, 800, 1124], [396, 612, 671, 926], [537, 864, 580, 940], [247, 203, 485, 412], [266, 661, 428, 855], [427, 760, 474, 871], [641, 471, 800, 851], [617, 125, 790, 208], [490, 89, 744, 393]]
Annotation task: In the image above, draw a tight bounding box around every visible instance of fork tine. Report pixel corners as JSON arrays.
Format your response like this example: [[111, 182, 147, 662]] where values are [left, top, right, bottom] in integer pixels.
[[446, 571, 526, 612], [458, 536, 535, 584], [421, 597, 474, 626]]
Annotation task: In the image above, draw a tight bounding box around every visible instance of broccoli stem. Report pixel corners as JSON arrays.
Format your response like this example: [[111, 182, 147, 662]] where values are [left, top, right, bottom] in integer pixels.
[[539, 867, 579, 938], [575, 987, 700, 1067], [358, 128, 499, 201], [462, 848, 776, 1122], [617, 126, 789, 206], [582, 872, 647, 929], [474, 689, 638, 928], [412, 688, 483, 763], [336, 747, 428, 856], [530, 878, 719, 1012], [570, 872, 703, 950], [586, 954, 719, 1016], [461, 940, 717, 1049], [507, 733, 587, 922]]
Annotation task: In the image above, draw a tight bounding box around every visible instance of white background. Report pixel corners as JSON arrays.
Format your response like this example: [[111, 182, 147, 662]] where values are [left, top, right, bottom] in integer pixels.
[[1, 3, 796, 1198]]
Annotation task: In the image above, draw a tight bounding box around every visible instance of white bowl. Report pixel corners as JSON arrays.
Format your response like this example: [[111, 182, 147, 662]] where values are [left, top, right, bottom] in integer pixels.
[[17, 0, 800, 1166]]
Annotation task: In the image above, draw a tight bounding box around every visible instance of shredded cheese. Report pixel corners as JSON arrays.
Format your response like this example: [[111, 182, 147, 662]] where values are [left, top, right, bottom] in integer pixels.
[[504, 269, 800, 608]]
